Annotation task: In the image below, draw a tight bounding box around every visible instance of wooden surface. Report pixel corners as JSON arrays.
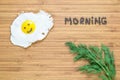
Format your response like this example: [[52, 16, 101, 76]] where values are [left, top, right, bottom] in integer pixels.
[[0, 0, 120, 80]]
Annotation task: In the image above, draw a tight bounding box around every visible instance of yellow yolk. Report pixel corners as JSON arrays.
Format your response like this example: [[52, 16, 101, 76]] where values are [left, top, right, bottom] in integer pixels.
[[21, 20, 36, 34]]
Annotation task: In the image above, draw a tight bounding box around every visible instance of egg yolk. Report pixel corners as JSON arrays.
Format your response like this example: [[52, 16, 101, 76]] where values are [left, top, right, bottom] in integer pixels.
[[21, 20, 36, 34]]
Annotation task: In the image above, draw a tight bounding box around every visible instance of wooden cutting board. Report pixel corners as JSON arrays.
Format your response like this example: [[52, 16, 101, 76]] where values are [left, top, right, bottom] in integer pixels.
[[0, 0, 120, 80]]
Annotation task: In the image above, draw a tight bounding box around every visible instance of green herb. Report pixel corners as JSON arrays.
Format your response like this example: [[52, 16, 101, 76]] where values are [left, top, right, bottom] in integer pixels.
[[65, 42, 116, 80]]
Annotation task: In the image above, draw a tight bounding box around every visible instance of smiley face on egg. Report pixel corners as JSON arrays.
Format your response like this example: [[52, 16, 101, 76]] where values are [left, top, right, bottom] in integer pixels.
[[10, 10, 54, 48], [21, 20, 36, 34]]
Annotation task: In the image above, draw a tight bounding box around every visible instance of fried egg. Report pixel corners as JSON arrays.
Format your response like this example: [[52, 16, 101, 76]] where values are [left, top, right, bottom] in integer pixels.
[[10, 10, 54, 48]]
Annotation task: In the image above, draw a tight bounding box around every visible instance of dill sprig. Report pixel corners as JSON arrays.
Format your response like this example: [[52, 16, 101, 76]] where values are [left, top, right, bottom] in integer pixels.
[[65, 42, 116, 80]]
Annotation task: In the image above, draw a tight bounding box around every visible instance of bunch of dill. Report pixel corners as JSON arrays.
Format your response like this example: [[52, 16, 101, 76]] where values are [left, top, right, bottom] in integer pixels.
[[66, 42, 116, 80]]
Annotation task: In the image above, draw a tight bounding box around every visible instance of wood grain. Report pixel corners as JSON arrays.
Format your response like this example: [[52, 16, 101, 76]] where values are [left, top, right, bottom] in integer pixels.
[[0, 0, 120, 80]]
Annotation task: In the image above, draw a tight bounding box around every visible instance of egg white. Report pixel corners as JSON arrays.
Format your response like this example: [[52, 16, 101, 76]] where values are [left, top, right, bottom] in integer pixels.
[[10, 10, 54, 48]]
